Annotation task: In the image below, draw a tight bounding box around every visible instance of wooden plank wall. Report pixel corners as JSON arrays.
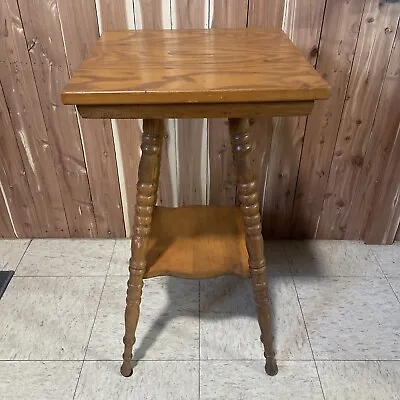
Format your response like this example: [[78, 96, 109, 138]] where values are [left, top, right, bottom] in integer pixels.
[[0, 0, 399, 243]]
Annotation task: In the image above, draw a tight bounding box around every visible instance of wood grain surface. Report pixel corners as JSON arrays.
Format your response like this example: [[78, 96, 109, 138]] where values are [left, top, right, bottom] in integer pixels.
[[362, 23, 400, 244], [208, 0, 248, 207], [0, 84, 39, 237], [144, 206, 249, 278], [62, 29, 330, 105], [57, 0, 125, 237], [317, 0, 399, 239], [18, 0, 98, 237], [291, 0, 367, 238], [1, 0, 69, 237]]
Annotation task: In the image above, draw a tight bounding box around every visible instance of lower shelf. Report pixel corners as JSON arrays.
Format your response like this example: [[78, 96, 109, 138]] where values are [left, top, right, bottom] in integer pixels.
[[143, 206, 250, 279]]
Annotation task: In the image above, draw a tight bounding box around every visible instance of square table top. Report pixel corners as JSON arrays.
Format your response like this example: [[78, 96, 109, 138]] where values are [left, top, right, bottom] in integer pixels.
[[62, 28, 329, 106]]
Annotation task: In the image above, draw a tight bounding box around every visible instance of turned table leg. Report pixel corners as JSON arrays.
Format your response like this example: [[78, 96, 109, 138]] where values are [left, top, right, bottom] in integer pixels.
[[228, 118, 278, 376], [121, 119, 164, 377]]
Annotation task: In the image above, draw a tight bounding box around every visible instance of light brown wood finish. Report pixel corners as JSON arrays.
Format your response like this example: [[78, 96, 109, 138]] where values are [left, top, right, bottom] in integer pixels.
[[317, 0, 399, 239], [208, 0, 248, 206], [291, 0, 367, 238], [57, 0, 125, 237], [19, 0, 98, 237], [61, 29, 329, 105], [174, 0, 207, 206], [229, 118, 277, 376], [143, 206, 249, 278], [0, 84, 39, 237], [121, 119, 163, 378], [1, 0, 69, 237], [262, 0, 326, 238], [98, 0, 142, 234], [78, 101, 314, 119]]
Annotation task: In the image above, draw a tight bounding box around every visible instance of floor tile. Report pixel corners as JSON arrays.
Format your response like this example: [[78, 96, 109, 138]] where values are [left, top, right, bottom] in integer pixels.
[[200, 276, 312, 360], [75, 361, 199, 400], [286, 240, 382, 277], [317, 361, 400, 400], [388, 278, 400, 301], [108, 239, 129, 275], [200, 361, 323, 400], [295, 277, 400, 360], [0, 361, 81, 400], [16, 239, 115, 276], [0, 239, 30, 271], [370, 243, 400, 277], [86, 276, 199, 360], [264, 241, 291, 276], [0, 277, 104, 360]]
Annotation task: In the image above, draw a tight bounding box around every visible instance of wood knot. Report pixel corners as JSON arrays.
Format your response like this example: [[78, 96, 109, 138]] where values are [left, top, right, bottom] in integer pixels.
[[310, 45, 318, 58], [367, 17, 374, 23], [336, 199, 345, 208], [352, 155, 364, 167], [385, 26, 393, 35]]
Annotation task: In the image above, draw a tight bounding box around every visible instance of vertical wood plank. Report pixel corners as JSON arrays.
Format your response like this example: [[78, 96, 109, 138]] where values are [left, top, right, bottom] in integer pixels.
[[346, 21, 400, 241], [173, 0, 208, 206], [317, 0, 399, 239], [0, 0, 69, 237], [262, 0, 326, 238], [56, 0, 125, 237], [18, 0, 98, 237], [291, 0, 367, 238], [361, 23, 400, 244], [97, 0, 141, 237], [247, 0, 284, 231], [208, 0, 248, 206], [396, 225, 400, 242], [134, 0, 176, 207], [0, 83, 39, 237]]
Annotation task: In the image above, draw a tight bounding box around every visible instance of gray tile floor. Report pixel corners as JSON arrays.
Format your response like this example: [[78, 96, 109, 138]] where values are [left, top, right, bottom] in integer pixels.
[[0, 239, 399, 400]]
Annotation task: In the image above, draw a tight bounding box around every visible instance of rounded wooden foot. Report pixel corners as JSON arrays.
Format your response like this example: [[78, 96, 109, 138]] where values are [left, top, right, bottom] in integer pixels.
[[265, 358, 278, 376], [120, 363, 133, 377]]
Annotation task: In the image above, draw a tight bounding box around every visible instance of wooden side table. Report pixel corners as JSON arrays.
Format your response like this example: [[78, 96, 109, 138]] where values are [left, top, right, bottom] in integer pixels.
[[62, 28, 329, 378]]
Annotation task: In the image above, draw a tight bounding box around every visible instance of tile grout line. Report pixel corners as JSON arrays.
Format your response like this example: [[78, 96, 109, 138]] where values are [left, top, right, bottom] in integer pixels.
[[12, 239, 32, 274], [198, 280, 201, 400], [370, 249, 400, 304], [72, 240, 116, 399], [284, 242, 327, 400]]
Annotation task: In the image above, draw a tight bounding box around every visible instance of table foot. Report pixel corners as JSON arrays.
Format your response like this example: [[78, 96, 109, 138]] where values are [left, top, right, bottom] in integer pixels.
[[120, 363, 133, 377], [265, 357, 278, 376]]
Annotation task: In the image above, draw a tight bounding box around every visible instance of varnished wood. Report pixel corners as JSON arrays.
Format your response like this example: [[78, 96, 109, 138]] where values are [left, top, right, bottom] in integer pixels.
[[121, 119, 164, 377], [61, 29, 330, 106], [143, 206, 249, 279], [78, 101, 314, 119], [229, 118, 278, 376]]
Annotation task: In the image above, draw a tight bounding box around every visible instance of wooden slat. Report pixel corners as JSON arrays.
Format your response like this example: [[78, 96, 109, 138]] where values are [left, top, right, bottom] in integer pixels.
[[18, 0, 98, 237], [0, 0, 69, 237], [262, 0, 326, 238], [291, 0, 367, 238], [0, 83, 38, 237], [317, 0, 399, 239], [360, 23, 400, 244], [173, 0, 208, 206], [346, 22, 400, 241], [56, 0, 125, 237], [134, 0, 176, 207], [98, 0, 141, 236], [396, 225, 400, 242], [208, 0, 248, 206], [247, 0, 284, 228]]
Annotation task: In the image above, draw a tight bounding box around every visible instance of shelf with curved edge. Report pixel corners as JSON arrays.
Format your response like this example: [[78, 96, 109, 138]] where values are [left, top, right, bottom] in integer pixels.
[[142, 206, 250, 279]]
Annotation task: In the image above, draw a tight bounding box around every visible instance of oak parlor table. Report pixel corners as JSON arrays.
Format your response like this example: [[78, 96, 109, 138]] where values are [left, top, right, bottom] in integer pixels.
[[62, 28, 329, 378]]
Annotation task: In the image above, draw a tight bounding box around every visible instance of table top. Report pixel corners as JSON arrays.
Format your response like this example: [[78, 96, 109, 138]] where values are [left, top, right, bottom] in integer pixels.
[[62, 29, 329, 106]]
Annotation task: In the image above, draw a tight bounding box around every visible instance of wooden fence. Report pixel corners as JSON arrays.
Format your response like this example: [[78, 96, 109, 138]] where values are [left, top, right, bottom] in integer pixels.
[[0, 0, 399, 243]]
